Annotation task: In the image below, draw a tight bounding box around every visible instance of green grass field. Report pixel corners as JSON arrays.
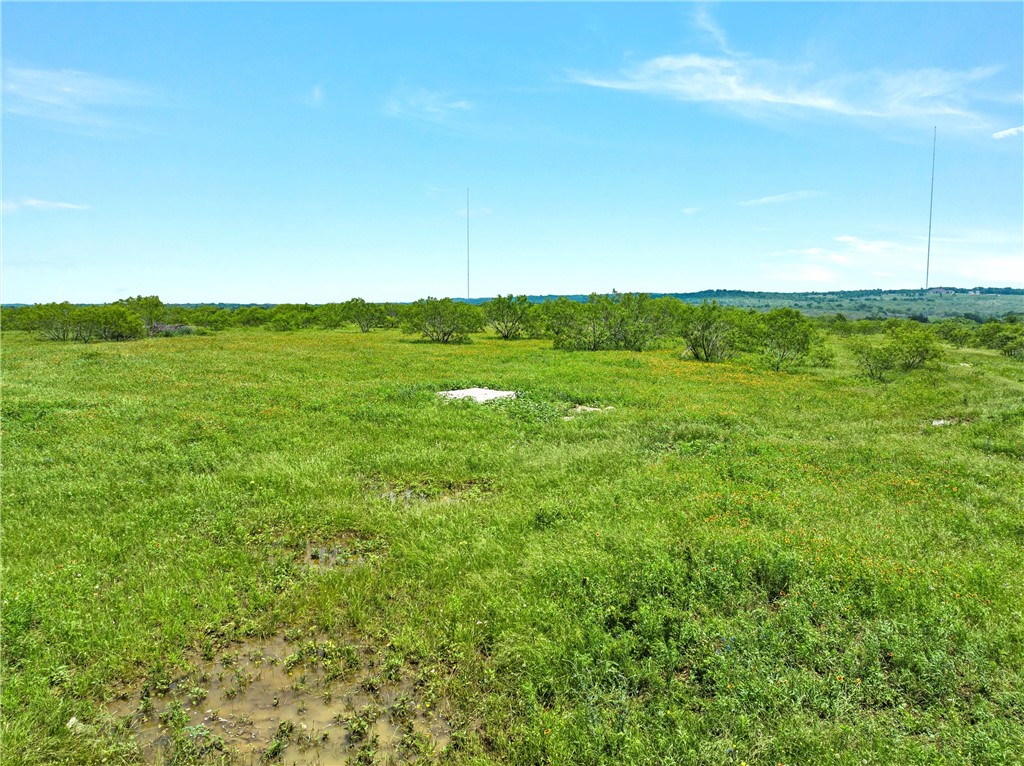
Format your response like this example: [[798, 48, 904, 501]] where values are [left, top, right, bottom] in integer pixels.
[[3, 329, 1023, 765]]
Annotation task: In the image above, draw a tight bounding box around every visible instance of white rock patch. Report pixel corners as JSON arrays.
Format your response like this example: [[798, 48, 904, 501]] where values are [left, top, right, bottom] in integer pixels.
[[438, 387, 517, 403], [563, 405, 615, 421]]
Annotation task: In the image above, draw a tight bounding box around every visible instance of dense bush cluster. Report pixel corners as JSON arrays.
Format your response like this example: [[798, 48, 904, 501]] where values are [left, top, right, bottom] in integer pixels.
[[401, 298, 484, 343], [3, 294, 1021, 377], [847, 325, 944, 382], [9, 302, 147, 343], [0, 296, 404, 340]]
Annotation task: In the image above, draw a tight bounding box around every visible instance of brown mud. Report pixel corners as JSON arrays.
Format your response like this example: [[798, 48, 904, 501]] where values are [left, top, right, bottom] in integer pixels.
[[108, 635, 451, 764], [369, 478, 494, 506], [263, 530, 385, 573]]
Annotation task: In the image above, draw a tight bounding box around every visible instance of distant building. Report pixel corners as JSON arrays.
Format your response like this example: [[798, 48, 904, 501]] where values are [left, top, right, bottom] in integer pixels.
[[927, 289, 954, 295]]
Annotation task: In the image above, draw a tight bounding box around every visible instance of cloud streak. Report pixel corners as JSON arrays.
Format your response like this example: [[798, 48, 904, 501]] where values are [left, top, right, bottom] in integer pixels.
[[2, 198, 90, 213], [694, 5, 735, 55], [766, 229, 1024, 288], [3, 67, 151, 126], [739, 190, 823, 207], [385, 87, 472, 123], [993, 125, 1023, 138], [572, 36, 1005, 127]]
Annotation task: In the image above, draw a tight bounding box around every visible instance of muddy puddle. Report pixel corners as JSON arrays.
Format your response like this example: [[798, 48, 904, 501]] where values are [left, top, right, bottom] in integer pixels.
[[108, 635, 450, 764], [370, 479, 494, 507], [267, 531, 385, 573]]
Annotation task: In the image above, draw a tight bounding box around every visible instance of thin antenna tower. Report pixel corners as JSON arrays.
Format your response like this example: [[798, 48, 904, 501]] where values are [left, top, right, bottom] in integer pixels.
[[466, 187, 470, 300], [925, 126, 936, 289]]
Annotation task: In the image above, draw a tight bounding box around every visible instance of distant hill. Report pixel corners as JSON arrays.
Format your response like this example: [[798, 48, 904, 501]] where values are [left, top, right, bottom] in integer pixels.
[[456, 287, 1023, 303], [454, 288, 1023, 319]]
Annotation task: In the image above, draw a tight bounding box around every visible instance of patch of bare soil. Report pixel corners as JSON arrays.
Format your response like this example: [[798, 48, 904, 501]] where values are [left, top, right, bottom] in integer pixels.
[[108, 635, 450, 764], [369, 478, 494, 506], [562, 405, 615, 421], [268, 531, 385, 572]]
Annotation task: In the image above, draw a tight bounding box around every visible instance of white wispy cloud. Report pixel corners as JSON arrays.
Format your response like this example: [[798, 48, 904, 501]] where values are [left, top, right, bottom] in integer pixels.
[[3, 66, 151, 126], [766, 229, 1023, 288], [572, 10, 1008, 129], [307, 85, 325, 107], [575, 55, 1001, 124], [740, 190, 823, 207], [682, 207, 702, 215], [693, 5, 735, 55], [860, 66, 1002, 121], [574, 55, 847, 113], [385, 87, 473, 123], [2, 198, 90, 213], [993, 125, 1023, 138]]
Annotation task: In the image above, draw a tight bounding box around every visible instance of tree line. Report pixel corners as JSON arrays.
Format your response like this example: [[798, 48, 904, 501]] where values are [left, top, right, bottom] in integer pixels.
[[3, 294, 1021, 374]]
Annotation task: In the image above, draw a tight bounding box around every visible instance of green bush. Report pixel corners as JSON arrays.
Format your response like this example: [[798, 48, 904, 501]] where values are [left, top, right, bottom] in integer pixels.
[[1000, 332, 1024, 360], [266, 310, 302, 332], [483, 295, 536, 340], [0, 305, 31, 331], [543, 293, 671, 351], [848, 318, 886, 335], [825, 312, 852, 336], [549, 294, 617, 351], [848, 337, 895, 381], [114, 295, 165, 330], [681, 301, 738, 362], [608, 292, 671, 351], [173, 305, 233, 330], [343, 298, 386, 333], [804, 341, 837, 369], [759, 307, 813, 371], [933, 319, 976, 348], [233, 306, 270, 327], [71, 305, 147, 343], [401, 297, 484, 343], [886, 323, 944, 371], [379, 303, 404, 329], [977, 322, 1024, 354], [540, 297, 585, 347], [22, 302, 77, 341], [270, 304, 319, 329]]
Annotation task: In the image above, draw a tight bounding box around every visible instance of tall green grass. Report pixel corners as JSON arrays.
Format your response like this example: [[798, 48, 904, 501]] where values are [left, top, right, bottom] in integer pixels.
[[2, 329, 1022, 764]]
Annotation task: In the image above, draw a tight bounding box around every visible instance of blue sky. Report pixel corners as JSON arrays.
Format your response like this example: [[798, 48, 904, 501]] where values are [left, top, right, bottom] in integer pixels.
[[3, 2, 1022, 303]]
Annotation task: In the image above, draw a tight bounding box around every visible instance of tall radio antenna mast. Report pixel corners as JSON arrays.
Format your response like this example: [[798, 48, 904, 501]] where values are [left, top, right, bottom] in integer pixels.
[[925, 127, 936, 290], [466, 187, 470, 300]]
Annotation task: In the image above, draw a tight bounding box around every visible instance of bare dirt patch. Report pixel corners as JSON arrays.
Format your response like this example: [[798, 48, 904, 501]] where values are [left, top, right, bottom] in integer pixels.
[[370, 478, 495, 506], [267, 530, 385, 572], [561, 405, 615, 421], [108, 635, 450, 764]]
